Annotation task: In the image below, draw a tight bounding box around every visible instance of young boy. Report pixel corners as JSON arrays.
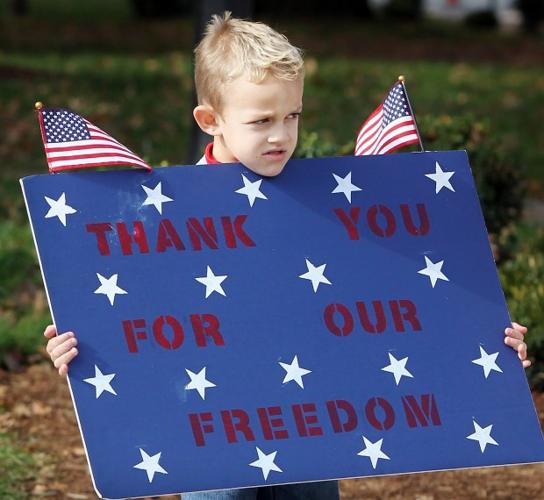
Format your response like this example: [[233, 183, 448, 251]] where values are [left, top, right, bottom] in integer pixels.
[[44, 11, 531, 500]]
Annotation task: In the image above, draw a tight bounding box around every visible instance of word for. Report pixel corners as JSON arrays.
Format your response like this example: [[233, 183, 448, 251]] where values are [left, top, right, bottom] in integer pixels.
[[189, 393, 441, 447], [323, 298, 422, 336], [122, 314, 225, 353], [334, 203, 430, 240], [86, 215, 255, 256]]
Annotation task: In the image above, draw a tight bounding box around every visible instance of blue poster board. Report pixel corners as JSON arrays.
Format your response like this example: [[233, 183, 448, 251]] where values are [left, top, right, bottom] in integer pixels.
[[21, 151, 544, 499]]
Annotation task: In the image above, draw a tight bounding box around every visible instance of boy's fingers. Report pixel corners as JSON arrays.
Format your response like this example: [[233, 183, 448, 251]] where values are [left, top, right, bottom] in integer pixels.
[[53, 347, 78, 369], [517, 342, 527, 361], [504, 336, 523, 349], [44, 324, 57, 338], [59, 364, 69, 377], [504, 337, 529, 362], [46, 332, 74, 354], [505, 327, 524, 341], [50, 337, 78, 361], [511, 322, 528, 334], [522, 359, 532, 369]]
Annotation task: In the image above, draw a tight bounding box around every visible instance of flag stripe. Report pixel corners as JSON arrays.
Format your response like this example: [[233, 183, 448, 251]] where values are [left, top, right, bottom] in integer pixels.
[[46, 143, 139, 156], [47, 147, 144, 162], [355, 116, 383, 154], [48, 159, 150, 172], [48, 155, 151, 169], [367, 118, 418, 155], [356, 105, 383, 136], [371, 129, 418, 156], [87, 126, 126, 147], [47, 154, 147, 168], [355, 115, 385, 155], [357, 107, 383, 138], [378, 134, 419, 155], [47, 152, 148, 168], [45, 139, 129, 152], [355, 108, 383, 149]]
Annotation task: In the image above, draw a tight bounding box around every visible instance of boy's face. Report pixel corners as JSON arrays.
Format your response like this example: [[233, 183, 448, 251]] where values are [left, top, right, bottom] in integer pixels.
[[212, 74, 304, 177]]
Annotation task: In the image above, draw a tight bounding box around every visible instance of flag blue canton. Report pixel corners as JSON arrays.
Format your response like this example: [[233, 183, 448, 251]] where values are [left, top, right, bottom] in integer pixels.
[[382, 85, 411, 127], [42, 110, 91, 143]]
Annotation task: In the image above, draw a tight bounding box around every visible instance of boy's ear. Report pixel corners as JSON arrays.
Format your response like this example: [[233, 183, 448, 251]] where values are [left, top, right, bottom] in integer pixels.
[[193, 105, 222, 136]]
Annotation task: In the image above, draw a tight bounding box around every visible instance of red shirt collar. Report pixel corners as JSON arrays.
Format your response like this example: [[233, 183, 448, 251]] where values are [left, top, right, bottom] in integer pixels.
[[204, 142, 221, 164]]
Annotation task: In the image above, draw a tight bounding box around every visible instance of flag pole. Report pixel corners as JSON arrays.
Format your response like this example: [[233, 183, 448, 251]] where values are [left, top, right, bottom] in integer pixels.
[[398, 75, 425, 152], [34, 101, 55, 173]]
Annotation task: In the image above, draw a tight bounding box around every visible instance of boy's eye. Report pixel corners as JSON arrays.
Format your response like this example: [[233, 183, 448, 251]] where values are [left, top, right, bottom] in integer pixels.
[[288, 112, 301, 119], [251, 118, 269, 125]]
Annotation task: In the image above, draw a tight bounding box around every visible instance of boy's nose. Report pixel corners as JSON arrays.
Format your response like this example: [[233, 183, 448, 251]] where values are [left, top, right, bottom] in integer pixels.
[[268, 126, 288, 144]]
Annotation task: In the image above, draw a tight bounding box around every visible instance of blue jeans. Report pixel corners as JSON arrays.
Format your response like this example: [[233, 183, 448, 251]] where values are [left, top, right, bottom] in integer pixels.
[[182, 481, 340, 499]]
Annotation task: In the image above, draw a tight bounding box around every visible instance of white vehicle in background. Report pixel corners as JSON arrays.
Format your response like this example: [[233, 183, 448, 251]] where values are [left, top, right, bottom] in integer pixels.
[[369, 0, 522, 28]]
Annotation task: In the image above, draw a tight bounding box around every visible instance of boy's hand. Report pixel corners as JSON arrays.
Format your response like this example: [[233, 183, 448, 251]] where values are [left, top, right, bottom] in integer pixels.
[[44, 324, 78, 377], [504, 322, 531, 369]]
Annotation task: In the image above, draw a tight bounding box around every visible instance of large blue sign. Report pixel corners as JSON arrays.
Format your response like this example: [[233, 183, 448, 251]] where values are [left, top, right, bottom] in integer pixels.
[[21, 151, 544, 499]]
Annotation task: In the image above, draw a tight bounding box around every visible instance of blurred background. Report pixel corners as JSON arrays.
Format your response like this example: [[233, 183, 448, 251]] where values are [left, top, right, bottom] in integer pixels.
[[0, 1, 543, 498]]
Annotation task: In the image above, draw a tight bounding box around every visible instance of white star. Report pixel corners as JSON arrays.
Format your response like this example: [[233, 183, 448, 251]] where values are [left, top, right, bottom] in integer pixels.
[[279, 355, 312, 389], [381, 353, 414, 385], [466, 420, 499, 453], [83, 365, 117, 398], [133, 448, 168, 483], [185, 367, 216, 400], [331, 171, 362, 203], [235, 174, 268, 207], [141, 181, 173, 214], [44, 193, 76, 226], [417, 256, 449, 288], [94, 273, 128, 305], [195, 266, 227, 298], [357, 436, 390, 469], [249, 447, 282, 481], [425, 161, 455, 194], [472, 346, 503, 378], [299, 259, 332, 293]]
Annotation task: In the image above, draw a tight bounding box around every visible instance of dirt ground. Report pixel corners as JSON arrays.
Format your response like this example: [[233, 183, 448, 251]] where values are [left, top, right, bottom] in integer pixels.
[[1, 362, 543, 500]]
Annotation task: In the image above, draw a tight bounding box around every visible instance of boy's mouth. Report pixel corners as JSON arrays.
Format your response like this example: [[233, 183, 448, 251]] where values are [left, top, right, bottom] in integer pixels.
[[263, 149, 286, 158]]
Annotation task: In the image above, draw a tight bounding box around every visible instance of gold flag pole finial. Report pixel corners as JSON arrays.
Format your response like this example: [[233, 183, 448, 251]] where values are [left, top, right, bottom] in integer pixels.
[[35, 101, 44, 110], [398, 75, 405, 83]]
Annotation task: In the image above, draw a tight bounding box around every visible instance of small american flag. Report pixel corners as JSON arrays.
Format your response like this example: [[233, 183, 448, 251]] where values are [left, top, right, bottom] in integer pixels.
[[355, 81, 420, 156], [37, 108, 152, 172]]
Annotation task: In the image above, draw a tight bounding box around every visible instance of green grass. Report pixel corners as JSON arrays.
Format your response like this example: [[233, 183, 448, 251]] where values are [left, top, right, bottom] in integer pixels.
[[0, 433, 35, 499]]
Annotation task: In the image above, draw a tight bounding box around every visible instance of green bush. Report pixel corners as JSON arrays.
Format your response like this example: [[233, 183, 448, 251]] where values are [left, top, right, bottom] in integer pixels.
[[0, 221, 39, 302], [499, 225, 544, 389], [296, 130, 352, 159], [420, 114, 525, 234], [0, 181, 50, 369], [0, 312, 51, 369]]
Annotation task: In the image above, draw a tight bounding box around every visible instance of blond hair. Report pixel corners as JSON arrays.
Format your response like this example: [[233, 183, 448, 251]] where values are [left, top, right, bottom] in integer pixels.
[[194, 11, 304, 112]]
